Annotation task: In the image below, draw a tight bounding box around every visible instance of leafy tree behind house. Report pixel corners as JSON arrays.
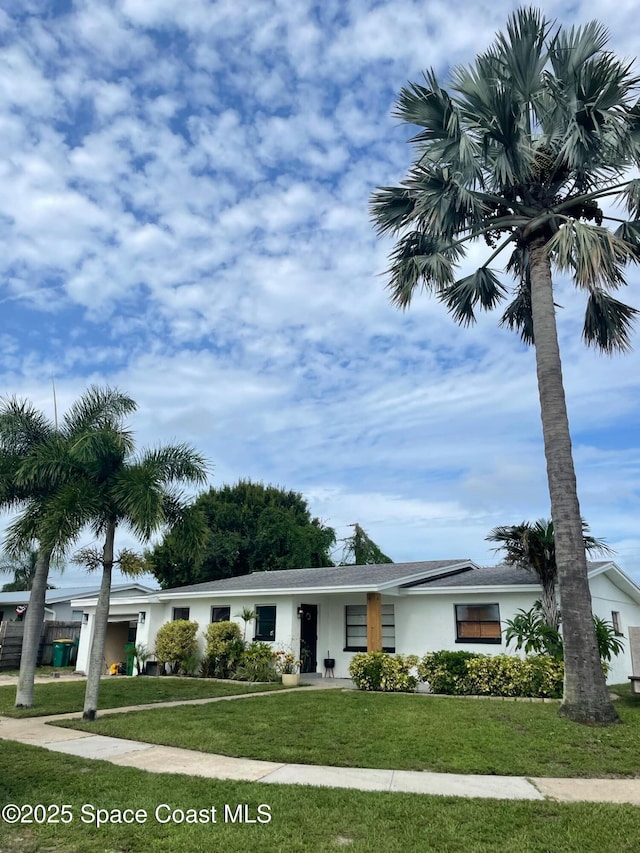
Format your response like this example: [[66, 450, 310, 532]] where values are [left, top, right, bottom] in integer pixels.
[[370, 7, 639, 724], [337, 523, 393, 565], [147, 480, 335, 588]]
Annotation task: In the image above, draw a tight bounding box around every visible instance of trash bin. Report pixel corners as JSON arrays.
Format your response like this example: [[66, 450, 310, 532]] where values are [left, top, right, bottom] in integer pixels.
[[52, 639, 75, 668], [124, 642, 136, 676]]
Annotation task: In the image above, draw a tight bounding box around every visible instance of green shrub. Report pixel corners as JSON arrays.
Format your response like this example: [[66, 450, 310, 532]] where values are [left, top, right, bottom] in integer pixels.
[[417, 651, 483, 695], [349, 652, 419, 692], [203, 621, 244, 678], [462, 655, 564, 698], [234, 642, 278, 682], [155, 620, 199, 675]]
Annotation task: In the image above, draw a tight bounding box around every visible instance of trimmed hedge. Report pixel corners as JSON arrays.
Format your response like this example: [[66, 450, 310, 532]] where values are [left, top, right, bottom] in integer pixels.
[[349, 651, 419, 692], [347, 650, 564, 698], [419, 651, 564, 698], [463, 655, 564, 698], [417, 651, 482, 695]]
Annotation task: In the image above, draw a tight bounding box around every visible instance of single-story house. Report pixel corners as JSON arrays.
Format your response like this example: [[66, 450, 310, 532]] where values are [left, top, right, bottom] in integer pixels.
[[72, 559, 640, 685]]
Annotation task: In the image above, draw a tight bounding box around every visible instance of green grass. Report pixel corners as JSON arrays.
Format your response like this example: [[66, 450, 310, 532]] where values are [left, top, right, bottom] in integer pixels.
[[56, 685, 640, 778], [1, 741, 640, 852], [0, 676, 283, 717]]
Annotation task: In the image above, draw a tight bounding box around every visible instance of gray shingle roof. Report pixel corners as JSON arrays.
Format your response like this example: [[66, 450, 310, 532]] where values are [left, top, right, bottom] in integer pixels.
[[410, 564, 541, 588], [158, 559, 473, 595]]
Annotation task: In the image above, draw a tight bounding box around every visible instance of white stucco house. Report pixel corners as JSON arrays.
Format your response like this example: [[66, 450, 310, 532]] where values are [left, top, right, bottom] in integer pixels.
[[72, 559, 640, 685]]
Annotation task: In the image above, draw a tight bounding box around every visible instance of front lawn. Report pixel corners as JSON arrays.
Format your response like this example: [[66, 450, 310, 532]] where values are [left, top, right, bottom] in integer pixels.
[[0, 677, 283, 717], [1, 741, 640, 852], [56, 686, 640, 778]]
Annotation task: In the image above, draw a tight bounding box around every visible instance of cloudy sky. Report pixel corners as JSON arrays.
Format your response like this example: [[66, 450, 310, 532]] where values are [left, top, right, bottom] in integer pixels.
[[1, 0, 639, 589]]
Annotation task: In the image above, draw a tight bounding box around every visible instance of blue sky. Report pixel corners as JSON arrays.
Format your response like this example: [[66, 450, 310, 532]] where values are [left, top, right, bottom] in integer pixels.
[[1, 1, 639, 588]]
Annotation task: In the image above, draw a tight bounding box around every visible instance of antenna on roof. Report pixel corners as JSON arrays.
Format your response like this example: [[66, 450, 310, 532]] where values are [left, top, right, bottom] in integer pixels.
[[51, 375, 58, 429]]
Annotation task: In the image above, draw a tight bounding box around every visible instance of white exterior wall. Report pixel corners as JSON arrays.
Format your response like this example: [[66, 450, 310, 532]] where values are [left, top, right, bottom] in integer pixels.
[[587, 573, 640, 685], [395, 589, 538, 658]]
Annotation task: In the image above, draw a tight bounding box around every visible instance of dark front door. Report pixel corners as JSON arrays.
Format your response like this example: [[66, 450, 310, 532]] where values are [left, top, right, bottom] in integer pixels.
[[299, 604, 318, 673]]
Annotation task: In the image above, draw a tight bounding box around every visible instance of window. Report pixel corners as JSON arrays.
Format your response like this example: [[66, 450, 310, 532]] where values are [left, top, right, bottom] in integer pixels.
[[612, 611, 623, 635], [345, 604, 395, 652], [254, 605, 276, 641], [173, 607, 190, 621], [455, 604, 501, 643], [211, 606, 231, 623], [71, 609, 84, 622]]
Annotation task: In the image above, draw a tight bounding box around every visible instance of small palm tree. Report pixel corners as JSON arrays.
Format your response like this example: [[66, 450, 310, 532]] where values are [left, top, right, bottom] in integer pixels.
[[0, 387, 136, 708], [52, 426, 209, 720], [0, 549, 62, 592], [487, 519, 613, 631], [370, 7, 639, 724]]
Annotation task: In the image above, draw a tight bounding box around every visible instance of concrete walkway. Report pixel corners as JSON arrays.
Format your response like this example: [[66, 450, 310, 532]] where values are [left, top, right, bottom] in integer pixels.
[[1, 681, 640, 805]]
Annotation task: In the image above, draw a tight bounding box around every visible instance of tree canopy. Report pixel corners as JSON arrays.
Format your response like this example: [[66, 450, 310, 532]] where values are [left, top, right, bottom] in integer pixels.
[[337, 523, 393, 565], [147, 480, 336, 588]]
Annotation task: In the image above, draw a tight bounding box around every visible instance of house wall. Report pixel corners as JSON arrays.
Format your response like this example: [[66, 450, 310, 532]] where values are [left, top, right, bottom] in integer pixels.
[[587, 573, 639, 685], [75, 602, 142, 674], [397, 589, 537, 659]]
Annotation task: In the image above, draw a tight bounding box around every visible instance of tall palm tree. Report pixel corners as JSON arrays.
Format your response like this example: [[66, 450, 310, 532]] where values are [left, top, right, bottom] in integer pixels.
[[53, 426, 209, 720], [486, 519, 613, 631], [0, 388, 136, 708], [371, 8, 640, 723]]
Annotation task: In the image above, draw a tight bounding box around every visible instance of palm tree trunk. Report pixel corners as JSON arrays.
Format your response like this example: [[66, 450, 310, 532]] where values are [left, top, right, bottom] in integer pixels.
[[15, 545, 51, 708], [540, 579, 560, 632], [529, 239, 618, 724], [82, 522, 116, 721]]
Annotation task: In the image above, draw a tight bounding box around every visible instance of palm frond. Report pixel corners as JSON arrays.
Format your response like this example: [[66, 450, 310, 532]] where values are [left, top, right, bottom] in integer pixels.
[[582, 288, 639, 353], [62, 386, 137, 436], [547, 220, 634, 288], [384, 230, 460, 308], [370, 186, 416, 235], [614, 219, 640, 257], [135, 444, 209, 486], [439, 267, 507, 326], [621, 179, 640, 218], [500, 251, 534, 345], [492, 7, 549, 104], [0, 398, 53, 454], [548, 20, 610, 81]]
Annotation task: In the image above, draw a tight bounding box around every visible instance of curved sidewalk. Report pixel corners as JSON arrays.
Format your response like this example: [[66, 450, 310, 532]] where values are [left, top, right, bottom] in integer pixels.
[[1, 687, 640, 805]]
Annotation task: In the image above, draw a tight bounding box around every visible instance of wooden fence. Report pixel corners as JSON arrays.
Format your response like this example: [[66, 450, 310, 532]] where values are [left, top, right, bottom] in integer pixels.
[[0, 621, 81, 670]]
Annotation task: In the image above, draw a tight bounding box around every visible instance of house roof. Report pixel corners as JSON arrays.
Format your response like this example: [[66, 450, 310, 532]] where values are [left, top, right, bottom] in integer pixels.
[[407, 564, 540, 589], [0, 583, 156, 606], [156, 560, 476, 598]]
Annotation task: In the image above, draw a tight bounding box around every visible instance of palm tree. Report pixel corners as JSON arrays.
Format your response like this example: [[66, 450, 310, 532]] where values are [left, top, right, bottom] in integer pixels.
[[370, 8, 640, 723], [0, 549, 61, 592], [56, 426, 209, 720], [0, 388, 136, 708], [486, 519, 613, 631]]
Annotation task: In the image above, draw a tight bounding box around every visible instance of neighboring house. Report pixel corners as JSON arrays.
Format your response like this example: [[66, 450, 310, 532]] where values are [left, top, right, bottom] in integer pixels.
[[0, 584, 156, 624], [73, 560, 640, 684]]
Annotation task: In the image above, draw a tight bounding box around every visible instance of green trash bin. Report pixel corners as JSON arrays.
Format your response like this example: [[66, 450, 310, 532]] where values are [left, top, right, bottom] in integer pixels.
[[52, 639, 74, 668], [124, 642, 136, 676]]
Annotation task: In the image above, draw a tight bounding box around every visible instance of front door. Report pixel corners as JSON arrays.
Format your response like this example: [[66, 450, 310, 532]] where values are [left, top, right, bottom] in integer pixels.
[[299, 604, 317, 673]]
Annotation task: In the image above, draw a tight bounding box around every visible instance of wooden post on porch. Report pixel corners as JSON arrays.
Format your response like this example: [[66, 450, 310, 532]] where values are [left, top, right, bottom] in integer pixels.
[[366, 592, 382, 651]]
